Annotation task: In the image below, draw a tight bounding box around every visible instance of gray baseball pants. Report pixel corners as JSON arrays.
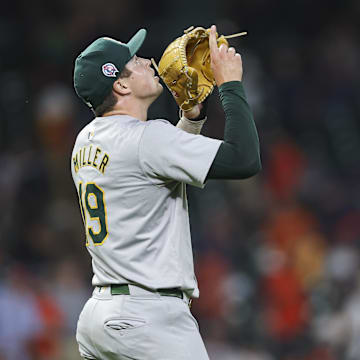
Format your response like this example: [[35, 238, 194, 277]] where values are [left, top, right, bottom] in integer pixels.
[[76, 285, 210, 359]]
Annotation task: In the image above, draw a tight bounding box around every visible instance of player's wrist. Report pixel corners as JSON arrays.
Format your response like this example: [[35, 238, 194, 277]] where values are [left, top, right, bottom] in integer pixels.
[[176, 116, 207, 135], [183, 104, 201, 120], [183, 98, 209, 121], [218, 80, 243, 89], [183, 113, 206, 121]]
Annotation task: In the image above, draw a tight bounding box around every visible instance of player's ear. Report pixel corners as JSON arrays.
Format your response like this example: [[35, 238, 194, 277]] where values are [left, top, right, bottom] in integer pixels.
[[113, 79, 131, 96]]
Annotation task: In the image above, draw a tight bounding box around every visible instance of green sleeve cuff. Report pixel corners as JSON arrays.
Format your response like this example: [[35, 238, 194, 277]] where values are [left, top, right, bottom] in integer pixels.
[[219, 81, 246, 99]]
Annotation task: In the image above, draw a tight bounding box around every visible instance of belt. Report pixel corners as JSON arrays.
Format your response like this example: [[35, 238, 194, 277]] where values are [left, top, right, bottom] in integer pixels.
[[110, 284, 184, 299]]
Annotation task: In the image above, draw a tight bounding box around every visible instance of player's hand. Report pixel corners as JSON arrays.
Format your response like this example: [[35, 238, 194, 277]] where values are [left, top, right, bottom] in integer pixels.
[[183, 103, 203, 119], [209, 25, 243, 87]]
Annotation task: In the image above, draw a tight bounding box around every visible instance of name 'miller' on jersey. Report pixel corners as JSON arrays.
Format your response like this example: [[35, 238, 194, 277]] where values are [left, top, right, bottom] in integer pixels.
[[70, 115, 222, 298], [73, 145, 109, 174]]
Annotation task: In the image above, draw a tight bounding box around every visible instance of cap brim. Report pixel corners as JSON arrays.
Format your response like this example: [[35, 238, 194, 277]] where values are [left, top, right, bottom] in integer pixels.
[[127, 29, 147, 57]]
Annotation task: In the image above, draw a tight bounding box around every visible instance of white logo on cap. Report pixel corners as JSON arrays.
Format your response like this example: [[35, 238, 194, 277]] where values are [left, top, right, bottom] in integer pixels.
[[102, 63, 119, 77]]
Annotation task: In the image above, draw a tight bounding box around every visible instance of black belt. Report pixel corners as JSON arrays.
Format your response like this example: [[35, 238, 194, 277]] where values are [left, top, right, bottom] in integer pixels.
[[110, 284, 184, 299]]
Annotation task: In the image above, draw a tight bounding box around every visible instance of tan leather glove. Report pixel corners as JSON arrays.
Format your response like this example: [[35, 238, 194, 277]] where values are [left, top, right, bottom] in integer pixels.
[[152, 26, 246, 111]]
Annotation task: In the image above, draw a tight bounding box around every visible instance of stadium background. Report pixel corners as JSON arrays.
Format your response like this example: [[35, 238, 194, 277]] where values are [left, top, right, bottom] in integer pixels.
[[1, 0, 360, 359]]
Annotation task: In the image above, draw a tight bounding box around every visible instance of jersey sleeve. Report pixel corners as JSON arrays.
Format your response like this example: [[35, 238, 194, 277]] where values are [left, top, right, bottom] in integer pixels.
[[139, 119, 222, 188]]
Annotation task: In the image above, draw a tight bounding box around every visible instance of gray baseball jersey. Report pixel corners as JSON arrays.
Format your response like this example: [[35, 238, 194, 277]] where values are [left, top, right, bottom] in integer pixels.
[[71, 115, 222, 298]]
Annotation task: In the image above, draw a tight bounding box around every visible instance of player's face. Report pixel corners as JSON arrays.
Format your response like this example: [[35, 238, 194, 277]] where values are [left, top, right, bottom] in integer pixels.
[[125, 55, 163, 102]]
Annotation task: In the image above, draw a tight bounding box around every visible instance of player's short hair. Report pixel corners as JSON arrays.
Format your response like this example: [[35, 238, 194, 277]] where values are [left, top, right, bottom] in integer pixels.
[[93, 67, 132, 117]]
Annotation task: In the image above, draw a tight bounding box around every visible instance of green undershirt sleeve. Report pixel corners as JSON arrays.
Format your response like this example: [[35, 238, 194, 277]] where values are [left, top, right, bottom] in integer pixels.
[[206, 81, 261, 180]]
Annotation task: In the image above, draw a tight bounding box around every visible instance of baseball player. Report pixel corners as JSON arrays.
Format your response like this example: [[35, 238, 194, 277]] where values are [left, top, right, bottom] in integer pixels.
[[71, 25, 260, 360]]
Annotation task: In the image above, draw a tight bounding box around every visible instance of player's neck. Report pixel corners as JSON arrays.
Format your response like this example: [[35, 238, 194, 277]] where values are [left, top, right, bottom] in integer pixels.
[[102, 109, 148, 122], [102, 100, 149, 122]]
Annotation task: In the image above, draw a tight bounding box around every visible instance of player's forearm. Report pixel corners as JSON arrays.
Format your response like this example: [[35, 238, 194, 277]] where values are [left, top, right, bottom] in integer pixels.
[[206, 81, 261, 180]]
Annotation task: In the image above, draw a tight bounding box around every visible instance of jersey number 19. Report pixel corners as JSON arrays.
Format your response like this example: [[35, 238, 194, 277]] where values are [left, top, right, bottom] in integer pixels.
[[77, 182, 108, 246]]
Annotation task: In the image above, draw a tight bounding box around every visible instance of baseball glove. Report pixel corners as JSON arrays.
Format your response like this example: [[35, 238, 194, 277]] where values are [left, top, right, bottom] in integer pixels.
[[151, 26, 246, 111]]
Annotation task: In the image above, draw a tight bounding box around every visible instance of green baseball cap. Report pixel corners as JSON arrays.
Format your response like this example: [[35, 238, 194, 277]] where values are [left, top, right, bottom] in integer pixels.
[[73, 29, 147, 109]]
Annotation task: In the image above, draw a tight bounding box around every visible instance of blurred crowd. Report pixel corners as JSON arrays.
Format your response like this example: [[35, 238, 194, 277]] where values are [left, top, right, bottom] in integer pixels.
[[1, 0, 360, 359]]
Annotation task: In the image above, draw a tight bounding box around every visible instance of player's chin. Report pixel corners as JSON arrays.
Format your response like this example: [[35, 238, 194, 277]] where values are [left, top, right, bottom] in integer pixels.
[[148, 84, 163, 103], [154, 76, 162, 86], [155, 82, 163, 96]]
